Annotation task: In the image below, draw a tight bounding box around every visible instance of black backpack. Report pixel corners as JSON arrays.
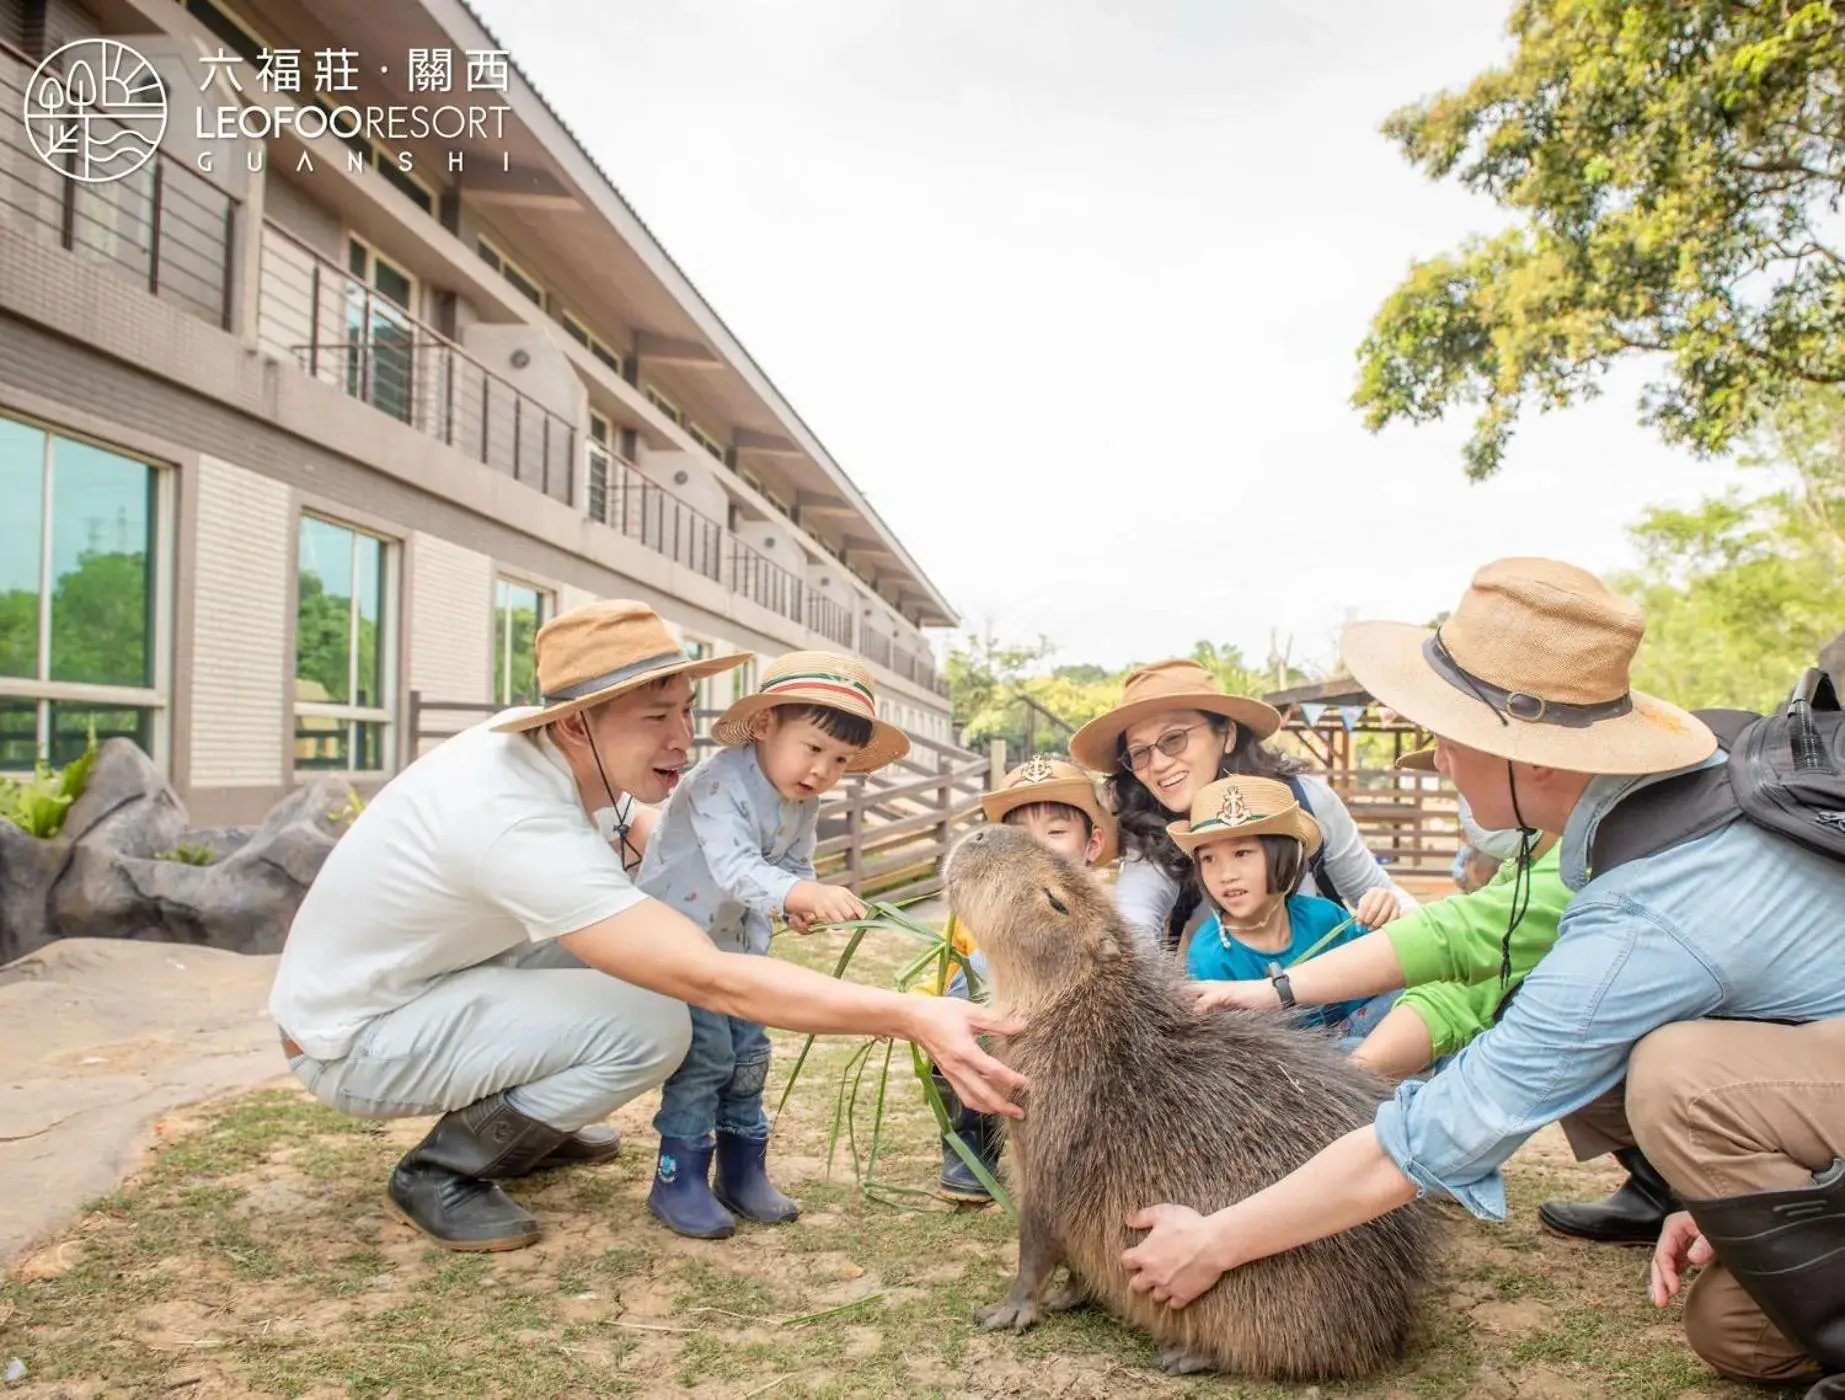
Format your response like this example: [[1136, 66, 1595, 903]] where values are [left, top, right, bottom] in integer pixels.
[[1592, 669, 1845, 874]]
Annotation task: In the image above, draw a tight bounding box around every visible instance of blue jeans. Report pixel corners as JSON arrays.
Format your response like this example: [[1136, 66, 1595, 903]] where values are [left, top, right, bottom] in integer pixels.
[[653, 1006, 773, 1141]]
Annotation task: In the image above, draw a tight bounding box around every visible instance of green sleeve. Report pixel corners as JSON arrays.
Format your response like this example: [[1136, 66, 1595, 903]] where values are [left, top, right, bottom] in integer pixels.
[[1399, 977, 1513, 1060], [1385, 846, 1570, 988]]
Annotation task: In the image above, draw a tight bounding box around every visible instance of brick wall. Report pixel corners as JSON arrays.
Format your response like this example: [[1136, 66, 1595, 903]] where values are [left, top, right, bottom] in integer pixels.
[[183, 455, 291, 788]]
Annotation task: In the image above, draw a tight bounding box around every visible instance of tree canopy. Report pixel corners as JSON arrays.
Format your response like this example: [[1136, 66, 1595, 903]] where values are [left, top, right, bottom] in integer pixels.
[[1356, 1, 1845, 478], [1618, 386, 1845, 709]]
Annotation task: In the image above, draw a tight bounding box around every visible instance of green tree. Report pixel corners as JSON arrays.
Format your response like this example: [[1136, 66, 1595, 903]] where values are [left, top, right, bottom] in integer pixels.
[[1356, 1, 1845, 478], [1614, 388, 1845, 709], [48, 551, 150, 687], [295, 571, 381, 705]]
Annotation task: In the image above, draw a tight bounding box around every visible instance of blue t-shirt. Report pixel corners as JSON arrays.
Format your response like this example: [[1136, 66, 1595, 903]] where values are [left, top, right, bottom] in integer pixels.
[[1187, 894, 1371, 1028]]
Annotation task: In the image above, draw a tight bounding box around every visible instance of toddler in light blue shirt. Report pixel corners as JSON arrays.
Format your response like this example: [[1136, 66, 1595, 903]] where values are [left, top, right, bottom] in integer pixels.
[[639, 650, 909, 1239]]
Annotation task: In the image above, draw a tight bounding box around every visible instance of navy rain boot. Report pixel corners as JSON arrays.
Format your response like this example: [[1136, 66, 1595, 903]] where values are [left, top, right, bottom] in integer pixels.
[[712, 1131, 800, 1224], [933, 1067, 1002, 1204], [646, 1135, 736, 1239]]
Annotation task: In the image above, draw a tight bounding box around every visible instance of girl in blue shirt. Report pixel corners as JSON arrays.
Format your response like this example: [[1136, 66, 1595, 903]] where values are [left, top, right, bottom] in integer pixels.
[[1173, 774, 1398, 1041]]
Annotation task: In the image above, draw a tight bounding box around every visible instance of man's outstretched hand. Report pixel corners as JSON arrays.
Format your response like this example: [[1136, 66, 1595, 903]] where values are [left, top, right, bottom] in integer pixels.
[[908, 995, 1027, 1118]]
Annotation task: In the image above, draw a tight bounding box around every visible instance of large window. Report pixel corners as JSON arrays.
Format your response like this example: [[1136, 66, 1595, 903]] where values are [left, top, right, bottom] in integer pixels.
[[294, 516, 394, 772], [0, 418, 166, 771], [494, 578, 549, 707]]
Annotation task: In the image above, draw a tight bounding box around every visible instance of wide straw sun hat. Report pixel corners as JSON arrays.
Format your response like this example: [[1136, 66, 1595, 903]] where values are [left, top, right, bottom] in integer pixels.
[[1068, 660, 1282, 774], [712, 651, 911, 773], [494, 600, 750, 733], [1166, 775, 1323, 858], [1341, 558, 1715, 776], [979, 754, 1119, 865], [1395, 745, 1438, 772]]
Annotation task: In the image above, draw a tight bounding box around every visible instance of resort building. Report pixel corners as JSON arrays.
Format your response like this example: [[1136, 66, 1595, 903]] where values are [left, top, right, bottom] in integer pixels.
[[0, 0, 957, 823]]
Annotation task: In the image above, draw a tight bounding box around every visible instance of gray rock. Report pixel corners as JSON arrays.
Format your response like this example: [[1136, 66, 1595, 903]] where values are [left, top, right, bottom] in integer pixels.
[[0, 822, 71, 963], [44, 775, 356, 956], [61, 739, 186, 858]]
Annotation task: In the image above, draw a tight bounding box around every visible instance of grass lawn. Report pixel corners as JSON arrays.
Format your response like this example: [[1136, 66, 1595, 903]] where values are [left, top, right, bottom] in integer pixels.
[[0, 928, 1764, 1399]]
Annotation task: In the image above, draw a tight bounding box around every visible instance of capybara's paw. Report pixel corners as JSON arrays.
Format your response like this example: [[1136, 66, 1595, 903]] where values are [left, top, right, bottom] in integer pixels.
[[1157, 1346, 1215, 1375], [1042, 1279, 1086, 1313], [973, 1296, 1042, 1333]]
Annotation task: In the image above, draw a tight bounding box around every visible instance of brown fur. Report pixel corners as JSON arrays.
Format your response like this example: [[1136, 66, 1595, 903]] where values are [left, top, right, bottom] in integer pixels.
[[945, 824, 1435, 1380]]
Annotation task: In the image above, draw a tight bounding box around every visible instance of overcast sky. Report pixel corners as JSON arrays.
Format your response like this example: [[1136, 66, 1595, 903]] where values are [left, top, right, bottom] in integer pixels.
[[470, 0, 1740, 675]]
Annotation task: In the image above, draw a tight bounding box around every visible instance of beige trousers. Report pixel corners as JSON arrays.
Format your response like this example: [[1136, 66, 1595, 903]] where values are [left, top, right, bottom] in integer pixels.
[[1594, 1018, 1845, 1386]]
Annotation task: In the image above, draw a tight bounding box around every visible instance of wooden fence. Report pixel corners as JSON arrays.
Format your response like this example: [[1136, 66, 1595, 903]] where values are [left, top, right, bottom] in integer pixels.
[[1322, 770, 1460, 879], [403, 692, 993, 901]]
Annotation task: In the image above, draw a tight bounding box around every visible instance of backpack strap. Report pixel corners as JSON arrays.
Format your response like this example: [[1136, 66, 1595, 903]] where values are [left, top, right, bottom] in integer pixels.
[[1590, 709, 1756, 875], [1281, 774, 1348, 909]]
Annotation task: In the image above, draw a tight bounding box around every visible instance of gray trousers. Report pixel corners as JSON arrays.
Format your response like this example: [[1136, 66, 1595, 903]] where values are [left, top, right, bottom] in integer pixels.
[[286, 940, 693, 1132]]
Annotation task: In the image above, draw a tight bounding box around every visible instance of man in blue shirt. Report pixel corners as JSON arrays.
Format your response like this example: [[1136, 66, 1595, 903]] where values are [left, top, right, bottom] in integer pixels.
[[1118, 558, 1845, 1397]]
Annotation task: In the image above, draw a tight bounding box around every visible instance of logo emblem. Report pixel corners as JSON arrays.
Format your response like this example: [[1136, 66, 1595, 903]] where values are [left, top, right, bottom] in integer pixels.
[[23, 39, 168, 185], [1017, 755, 1057, 784], [1216, 785, 1253, 826]]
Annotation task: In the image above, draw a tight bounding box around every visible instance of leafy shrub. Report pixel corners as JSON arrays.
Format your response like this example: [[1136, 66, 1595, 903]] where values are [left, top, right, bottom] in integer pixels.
[[0, 727, 99, 839]]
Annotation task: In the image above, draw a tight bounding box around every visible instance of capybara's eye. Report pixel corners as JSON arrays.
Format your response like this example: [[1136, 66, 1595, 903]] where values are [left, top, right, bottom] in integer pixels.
[[1043, 888, 1069, 916]]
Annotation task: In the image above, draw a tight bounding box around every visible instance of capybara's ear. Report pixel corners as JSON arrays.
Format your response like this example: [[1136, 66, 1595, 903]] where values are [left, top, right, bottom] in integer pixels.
[[1091, 928, 1122, 961]]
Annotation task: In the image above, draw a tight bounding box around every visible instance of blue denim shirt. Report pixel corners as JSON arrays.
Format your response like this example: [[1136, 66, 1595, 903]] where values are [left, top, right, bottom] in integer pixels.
[[1375, 759, 1845, 1220], [638, 745, 817, 955]]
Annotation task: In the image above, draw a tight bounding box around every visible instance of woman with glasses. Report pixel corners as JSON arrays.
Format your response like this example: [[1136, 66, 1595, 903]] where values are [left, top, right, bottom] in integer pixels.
[[1069, 660, 1417, 953]]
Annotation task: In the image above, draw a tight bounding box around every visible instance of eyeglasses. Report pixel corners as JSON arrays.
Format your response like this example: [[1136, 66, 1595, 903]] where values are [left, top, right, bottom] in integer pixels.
[[1122, 724, 1204, 773]]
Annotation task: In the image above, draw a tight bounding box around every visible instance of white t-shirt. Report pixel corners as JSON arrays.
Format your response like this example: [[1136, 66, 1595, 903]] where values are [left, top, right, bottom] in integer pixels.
[[269, 711, 648, 1060]]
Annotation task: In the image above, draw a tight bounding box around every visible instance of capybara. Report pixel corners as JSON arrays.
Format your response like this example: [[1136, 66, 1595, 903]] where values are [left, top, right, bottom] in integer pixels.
[[944, 823, 1435, 1379]]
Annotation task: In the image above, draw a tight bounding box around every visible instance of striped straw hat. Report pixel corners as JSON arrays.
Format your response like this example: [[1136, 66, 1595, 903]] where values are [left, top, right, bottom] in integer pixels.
[[713, 651, 911, 773]]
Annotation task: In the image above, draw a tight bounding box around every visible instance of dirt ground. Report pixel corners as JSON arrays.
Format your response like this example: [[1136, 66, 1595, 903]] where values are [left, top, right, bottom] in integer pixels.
[[0, 929, 1763, 1399]]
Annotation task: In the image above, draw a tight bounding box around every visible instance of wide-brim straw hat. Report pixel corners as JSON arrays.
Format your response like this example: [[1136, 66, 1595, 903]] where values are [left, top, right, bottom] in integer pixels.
[[494, 600, 750, 733], [713, 650, 910, 773], [1069, 660, 1282, 774], [1395, 744, 1438, 772], [1167, 775, 1322, 857], [979, 755, 1119, 865], [1342, 557, 1716, 776]]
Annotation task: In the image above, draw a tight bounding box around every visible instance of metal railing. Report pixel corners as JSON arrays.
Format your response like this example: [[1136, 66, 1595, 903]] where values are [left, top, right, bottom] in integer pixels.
[[730, 539, 805, 624], [257, 223, 576, 505], [1, 43, 237, 329], [807, 592, 855, 648], [588, 445, 723, 581], [861, 628, 893, 669]]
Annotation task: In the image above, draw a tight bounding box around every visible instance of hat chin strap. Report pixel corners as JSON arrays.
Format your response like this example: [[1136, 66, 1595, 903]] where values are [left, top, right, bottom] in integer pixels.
[[1490, 760, 1539, 1007], [584, 723, 643, 873]]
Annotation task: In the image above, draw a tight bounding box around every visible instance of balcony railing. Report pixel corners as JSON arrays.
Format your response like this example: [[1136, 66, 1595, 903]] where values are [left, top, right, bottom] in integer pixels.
[[257, 223, 576, 504], [807, 592, 854, 648], [1, 43, 237, 330], [730, 539, 805, 625], [861, 628, 893, 670], [587, 445, 723, 581]]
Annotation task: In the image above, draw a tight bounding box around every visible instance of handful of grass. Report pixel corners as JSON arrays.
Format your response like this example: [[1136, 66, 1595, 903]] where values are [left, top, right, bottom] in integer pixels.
[[772, 899, 1016, 1219]]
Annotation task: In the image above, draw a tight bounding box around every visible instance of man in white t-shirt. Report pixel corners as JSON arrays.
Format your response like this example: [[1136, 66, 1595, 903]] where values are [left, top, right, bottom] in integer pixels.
[[270, 599, 1024, 1252]]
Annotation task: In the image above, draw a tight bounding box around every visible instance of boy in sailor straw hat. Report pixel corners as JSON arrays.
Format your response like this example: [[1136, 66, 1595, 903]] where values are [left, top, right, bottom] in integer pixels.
[[638, 651, 909, 1239], [1171, 774, 1401, 1045], [922, 754, 1119, 1203]]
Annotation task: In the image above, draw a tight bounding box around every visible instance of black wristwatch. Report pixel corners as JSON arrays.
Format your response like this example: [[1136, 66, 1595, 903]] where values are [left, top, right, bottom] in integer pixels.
[[1269, 971, 1297, 1009]]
